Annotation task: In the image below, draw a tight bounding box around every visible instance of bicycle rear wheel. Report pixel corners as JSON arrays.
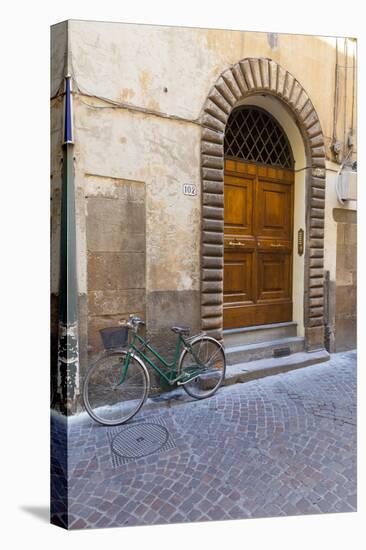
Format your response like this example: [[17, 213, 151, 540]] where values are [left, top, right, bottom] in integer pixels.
[[83, 351, 150, 426], [179, 336, 226, 399]]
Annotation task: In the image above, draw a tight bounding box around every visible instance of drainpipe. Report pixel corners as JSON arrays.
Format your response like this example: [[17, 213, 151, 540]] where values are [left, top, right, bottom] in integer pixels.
[[343, 38, 348, 160], [57, 74, 80, 414], [331, 38, 341, 160]]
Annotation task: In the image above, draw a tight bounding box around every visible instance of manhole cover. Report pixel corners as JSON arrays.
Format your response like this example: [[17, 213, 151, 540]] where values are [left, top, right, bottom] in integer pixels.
[[111, 423, 170, 460], [107, 416, 177, 466]]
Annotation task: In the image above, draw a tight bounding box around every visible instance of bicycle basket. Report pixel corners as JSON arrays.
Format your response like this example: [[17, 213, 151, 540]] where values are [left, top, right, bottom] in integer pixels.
[[99, 326, 128, 350]]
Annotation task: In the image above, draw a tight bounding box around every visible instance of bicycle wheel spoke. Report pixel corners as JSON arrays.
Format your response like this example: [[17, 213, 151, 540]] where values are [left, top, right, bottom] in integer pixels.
[[197, 339, 209, 362], [181, 337, 226, 399], [106, 370, 120, 385], [83, 352, 149, 425], [205, 346, 220, 364]]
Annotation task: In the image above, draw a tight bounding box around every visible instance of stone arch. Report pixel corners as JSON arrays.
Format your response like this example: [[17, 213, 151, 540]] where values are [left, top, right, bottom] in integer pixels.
[[200, 57, 326, 351]]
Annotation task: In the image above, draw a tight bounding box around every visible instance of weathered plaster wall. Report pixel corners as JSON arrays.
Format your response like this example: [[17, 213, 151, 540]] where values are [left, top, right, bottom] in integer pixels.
[[85, 175, 146, 357], [61, 20, 357, 367], [51, 22, 67, 400], [334, 209, 357, 351], [68, 21, 356, 158], [73, 99, 202, 358], [51, 21, 67, 296], [322, 162, 357, 351], [323, 161, 357, 281]]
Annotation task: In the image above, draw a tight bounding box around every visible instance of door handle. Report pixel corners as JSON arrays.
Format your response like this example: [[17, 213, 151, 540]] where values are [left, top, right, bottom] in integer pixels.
[[270, 243, 284, 248], [229, 241, 246, 246]]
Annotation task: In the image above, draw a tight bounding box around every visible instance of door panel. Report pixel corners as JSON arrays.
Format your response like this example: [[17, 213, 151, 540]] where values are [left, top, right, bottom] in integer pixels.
[[224, 251, 254, 304], [256, 180, 293, 240], [257, 252, 291, 301], [224, 175, 254, 236], [224, 159, 294, 329]]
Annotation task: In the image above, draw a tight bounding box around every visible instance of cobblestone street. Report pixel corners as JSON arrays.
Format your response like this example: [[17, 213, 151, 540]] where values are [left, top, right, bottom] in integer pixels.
[[51, 351, 357, 529]]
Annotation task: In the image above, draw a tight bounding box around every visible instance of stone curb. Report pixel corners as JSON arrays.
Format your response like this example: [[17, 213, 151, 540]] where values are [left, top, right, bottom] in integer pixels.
[[147, 349, 331, 410], [222, 349, 330, 386], [66, 350, 331, 421]]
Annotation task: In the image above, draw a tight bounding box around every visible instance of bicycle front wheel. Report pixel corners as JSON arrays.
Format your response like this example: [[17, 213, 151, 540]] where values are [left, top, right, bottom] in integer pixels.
[[179, 336, 226, 399], [83, 351, 150, 426]]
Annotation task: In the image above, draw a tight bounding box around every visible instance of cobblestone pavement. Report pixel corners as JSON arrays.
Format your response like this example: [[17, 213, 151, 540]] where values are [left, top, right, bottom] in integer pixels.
[[51, 351, 357, 529]]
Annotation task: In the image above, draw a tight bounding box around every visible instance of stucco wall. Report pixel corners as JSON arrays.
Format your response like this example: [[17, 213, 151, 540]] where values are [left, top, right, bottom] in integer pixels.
[[68, 21, 356, 154], [334, 209, 357, 351], [51, 20, 357, 377], [51, 21, 67, 399]]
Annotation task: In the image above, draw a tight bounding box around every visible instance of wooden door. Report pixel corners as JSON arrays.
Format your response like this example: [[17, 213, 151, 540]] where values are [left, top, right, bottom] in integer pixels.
[[224, 159, 294, 329]]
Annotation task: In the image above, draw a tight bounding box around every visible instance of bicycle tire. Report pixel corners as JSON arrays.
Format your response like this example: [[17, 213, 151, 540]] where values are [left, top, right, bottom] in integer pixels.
[[83, 350, 150, 426], [179, 335, 226, 399]]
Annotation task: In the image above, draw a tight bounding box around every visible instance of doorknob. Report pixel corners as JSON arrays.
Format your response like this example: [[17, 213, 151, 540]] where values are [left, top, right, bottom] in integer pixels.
[[229, 241, 246, 246], [270, 243, 284, 248]]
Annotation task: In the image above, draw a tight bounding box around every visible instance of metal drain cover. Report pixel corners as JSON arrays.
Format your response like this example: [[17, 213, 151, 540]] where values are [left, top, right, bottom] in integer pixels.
[[273, 346, 291, 358], [111, 423, 170, 460]]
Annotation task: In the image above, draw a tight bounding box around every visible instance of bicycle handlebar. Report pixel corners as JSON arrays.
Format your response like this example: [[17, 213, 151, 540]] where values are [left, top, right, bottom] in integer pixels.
[[126, 315, 146, 331]]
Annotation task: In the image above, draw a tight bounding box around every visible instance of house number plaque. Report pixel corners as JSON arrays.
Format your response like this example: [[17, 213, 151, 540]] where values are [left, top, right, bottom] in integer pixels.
[[183, 184, 197, 196]]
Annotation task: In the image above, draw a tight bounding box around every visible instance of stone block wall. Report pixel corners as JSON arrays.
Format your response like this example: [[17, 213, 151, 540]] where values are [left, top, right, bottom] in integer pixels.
[[85, 177, 146, 357], [334, 208, 357, 351]]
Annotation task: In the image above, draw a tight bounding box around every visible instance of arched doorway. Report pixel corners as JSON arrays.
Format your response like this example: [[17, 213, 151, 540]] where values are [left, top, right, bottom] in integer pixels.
[[200, 58, 327, 351], [223, 106, 295, 329]]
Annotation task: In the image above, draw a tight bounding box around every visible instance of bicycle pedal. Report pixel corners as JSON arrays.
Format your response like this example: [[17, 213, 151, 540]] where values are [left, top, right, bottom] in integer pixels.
[[177, 375, 198, 386]]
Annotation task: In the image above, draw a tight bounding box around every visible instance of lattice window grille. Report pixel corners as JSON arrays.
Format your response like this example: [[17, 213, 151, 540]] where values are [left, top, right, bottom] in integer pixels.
[[224, 107, 294, 169]]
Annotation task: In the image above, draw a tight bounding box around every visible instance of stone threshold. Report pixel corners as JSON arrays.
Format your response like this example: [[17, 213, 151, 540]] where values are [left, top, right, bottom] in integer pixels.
[[223, 321, 296, 335], [222, 349, 330, 386]]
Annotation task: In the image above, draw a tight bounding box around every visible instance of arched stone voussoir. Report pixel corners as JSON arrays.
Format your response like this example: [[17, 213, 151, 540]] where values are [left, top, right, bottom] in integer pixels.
[[204, 98, 228, 124], [215, 80, 236, 107], [248, 58, 263, 89], [200, 58, 327, 348], [202, 126, 224, 145], [259, 58, 270, 89], [231, 63, 249, 95], [221, 68, 242, 100], [239, 59, 256, 91]]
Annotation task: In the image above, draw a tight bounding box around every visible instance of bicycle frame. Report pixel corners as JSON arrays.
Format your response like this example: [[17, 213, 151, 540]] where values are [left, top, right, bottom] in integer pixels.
[[119, 331, 205, 386]]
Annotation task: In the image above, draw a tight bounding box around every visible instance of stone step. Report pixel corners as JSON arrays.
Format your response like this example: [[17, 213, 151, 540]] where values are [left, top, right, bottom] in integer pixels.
[[223, 321, 297, 347], [225, 336, 305, 365], [222, 349, 330, 387], [197, 349, 330, 392]]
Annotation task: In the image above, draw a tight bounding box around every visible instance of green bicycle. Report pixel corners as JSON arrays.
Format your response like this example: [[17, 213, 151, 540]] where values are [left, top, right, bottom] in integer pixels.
[[83, 315, 226, 426]]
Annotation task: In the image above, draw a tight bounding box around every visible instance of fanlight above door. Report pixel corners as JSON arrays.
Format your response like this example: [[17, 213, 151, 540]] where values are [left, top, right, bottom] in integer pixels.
[[224, 106, 294, 169]]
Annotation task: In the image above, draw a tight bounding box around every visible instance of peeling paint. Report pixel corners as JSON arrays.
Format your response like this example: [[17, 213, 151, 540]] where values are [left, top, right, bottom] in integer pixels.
[[120, 88, 135, 102], [267, 32, 278, 50], [139, 69, 153, 97], [147, 98, 161, 112], [57, 322, 80, 412]]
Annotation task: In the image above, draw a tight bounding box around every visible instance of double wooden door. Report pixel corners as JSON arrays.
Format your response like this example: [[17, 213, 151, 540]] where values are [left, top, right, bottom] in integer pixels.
[[224, 159, 294, 329]]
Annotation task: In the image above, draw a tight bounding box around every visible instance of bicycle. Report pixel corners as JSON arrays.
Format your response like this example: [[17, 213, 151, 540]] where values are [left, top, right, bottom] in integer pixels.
[[83, 315, 226, 426]]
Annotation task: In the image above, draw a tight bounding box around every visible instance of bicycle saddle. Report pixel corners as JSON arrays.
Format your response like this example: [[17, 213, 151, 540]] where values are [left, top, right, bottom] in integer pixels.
[[171, 325, 190, 335]]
